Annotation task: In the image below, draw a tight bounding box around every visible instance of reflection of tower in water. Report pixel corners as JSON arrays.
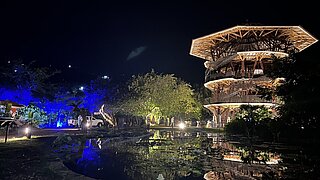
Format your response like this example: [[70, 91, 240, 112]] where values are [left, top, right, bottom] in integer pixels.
[[190, 25, 318, 128], [203, 133, 283, 179]]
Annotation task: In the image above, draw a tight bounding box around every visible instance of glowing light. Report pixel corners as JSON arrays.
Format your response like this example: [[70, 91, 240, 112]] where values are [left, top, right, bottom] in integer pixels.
[[102, 75, 109, 79], [86, 122, 90, 127], [0, 136, 29, 142], [57, 121, 62, 127], [79, 86, 84, 91], [157, 174, 164, 180], [68, 65, 72, 68], [25, 127, 30, 134], [178, 122, 186, 129]]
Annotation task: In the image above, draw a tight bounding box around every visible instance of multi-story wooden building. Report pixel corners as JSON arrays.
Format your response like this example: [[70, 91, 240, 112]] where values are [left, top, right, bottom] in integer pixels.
[[190, 25, 318, 128]]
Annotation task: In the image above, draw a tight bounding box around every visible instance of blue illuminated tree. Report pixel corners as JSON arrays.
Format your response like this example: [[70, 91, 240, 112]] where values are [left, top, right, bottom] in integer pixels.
[[80, 77, 114, 114], [40, 92, 74, 127], [0, 59, 59, 101], [0, 60, 64, 126], [0, 87, 36, 106]]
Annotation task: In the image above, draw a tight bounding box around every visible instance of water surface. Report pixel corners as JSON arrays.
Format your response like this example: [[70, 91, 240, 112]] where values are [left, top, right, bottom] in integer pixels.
[[56, 129, 317, 179]]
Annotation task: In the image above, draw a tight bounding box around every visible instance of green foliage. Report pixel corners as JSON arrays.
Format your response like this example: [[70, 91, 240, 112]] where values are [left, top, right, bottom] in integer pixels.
[[235, 105, 272, 122], [238, 147, 270, 164], [225, 105, 273, 138], [192, 84, 212, 120], [224, 118, 247, 135], [16, 104, 48, 127], [1, 59, 60, 100], [263, 53, 320, 138], [117, 70, 202, 122]]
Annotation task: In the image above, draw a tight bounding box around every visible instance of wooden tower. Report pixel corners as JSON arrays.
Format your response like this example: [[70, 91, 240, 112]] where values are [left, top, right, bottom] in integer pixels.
[[190, 25, 318, 128]]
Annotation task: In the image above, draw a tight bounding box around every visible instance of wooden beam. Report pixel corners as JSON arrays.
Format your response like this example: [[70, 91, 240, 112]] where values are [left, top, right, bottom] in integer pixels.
[[241, 60, 245, 78]]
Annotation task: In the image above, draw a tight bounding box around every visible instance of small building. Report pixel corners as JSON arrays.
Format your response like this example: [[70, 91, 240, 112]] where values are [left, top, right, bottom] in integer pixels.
[[0, 100, 25, 118]]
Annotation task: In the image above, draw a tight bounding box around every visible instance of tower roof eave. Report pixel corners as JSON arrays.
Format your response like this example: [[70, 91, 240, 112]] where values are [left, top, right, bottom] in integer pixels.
[[190, 25, 318, 61]]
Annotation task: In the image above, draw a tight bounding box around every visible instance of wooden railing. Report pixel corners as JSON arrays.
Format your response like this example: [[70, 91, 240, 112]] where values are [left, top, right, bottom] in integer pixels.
[[205, 72, 266, 82], [204, 95, 276, 104]]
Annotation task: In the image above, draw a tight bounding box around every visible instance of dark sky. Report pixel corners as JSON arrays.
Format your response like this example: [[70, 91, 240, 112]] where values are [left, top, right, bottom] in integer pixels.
[[1, 0, 319, 85]]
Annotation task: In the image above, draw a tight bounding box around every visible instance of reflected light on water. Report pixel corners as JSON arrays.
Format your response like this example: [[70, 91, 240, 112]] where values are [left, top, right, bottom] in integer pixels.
[[59, 130, 288, 179]]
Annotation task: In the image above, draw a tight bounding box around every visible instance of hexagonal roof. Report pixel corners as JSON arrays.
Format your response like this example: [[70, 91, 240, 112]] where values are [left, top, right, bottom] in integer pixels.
[[190, 25, 318, 61]]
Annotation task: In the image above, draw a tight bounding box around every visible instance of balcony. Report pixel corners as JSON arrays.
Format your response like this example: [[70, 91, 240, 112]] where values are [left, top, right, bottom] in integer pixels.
[[204, 94, 276, 105]]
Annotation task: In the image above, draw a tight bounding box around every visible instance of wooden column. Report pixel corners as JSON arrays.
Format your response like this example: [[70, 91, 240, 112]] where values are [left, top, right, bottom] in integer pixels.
[[240, 56, 245, 78], [252, 60, 258, 78], [208, 107, 218, 128], [217, 108, 222, 128]]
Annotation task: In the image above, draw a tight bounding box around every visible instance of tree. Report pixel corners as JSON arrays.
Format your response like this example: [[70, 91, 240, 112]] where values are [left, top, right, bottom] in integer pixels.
[[16, 104, 48, 127], [0, 59, 60, 101], [81, 77, 114, 114], [0, 87, 35, 106], [0, 59, 63, 126], [262, 52, 320, 138], [192, 83, 212, 122], [61, 76, 117, 128], [117, 70, 202, 125], [40, 89, 74, 127], [225, 105, 273, 138]]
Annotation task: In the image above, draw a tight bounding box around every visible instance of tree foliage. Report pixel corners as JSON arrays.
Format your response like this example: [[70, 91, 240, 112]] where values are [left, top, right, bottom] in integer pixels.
[[81, 77, 114, 113], [263, 53, 320, 137], [16, 104, 48, 127], [0, 59, 60, 100], [225, 105, 273, 138], [117, 70, 202, 123]]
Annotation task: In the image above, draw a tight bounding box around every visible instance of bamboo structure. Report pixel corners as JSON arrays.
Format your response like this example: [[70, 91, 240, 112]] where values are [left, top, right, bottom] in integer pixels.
[[190, 25, 318, 128]]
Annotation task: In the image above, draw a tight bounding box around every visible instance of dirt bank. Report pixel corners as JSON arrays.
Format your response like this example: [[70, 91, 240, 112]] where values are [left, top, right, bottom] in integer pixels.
[[0, 133, 94, 180]]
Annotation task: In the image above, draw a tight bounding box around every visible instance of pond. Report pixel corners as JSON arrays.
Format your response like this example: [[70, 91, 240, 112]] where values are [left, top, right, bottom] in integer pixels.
[[53, 129, 319, 179]]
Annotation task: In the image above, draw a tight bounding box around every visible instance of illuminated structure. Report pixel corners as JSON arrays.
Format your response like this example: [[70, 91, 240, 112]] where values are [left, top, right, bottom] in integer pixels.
[[190, 25, 318, 128]]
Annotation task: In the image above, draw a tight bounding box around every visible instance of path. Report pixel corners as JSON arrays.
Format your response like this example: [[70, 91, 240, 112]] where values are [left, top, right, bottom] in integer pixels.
[[0, 128, 95, 180]]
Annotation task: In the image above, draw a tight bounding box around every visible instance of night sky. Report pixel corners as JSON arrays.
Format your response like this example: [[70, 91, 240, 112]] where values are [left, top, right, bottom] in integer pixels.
[[1, 0, 319, 85]]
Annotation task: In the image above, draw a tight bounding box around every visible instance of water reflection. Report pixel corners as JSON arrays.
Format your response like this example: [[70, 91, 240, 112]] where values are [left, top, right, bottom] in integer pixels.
[[58, 130, 293, 179], [75, 139, 102, 175]]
